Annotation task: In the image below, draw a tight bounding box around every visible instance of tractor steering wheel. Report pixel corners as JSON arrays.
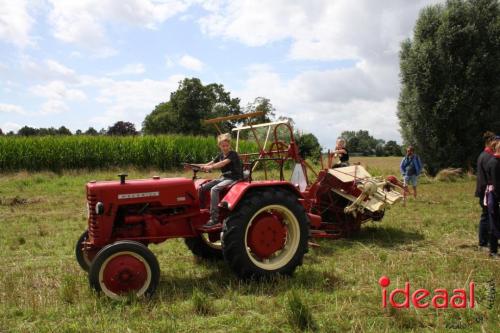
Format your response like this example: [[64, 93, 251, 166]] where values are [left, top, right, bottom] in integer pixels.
[[183, 163, 203, 180]]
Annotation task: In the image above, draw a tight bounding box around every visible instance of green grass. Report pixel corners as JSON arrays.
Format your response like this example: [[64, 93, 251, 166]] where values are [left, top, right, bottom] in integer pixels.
[[0, 158, 499, 332]]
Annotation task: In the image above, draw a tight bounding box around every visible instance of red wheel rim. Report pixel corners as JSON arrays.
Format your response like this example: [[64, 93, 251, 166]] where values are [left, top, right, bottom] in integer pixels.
[[100, 252, 150, 296], [247, 211, 287, 259]]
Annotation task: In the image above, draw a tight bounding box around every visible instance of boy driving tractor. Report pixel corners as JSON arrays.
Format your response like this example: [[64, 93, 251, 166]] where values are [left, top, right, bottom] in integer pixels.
[[195, 133, 243, 229]]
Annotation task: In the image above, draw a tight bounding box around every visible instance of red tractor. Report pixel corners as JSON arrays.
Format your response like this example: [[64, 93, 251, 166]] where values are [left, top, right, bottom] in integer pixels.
[[76, 113, 404, 300]]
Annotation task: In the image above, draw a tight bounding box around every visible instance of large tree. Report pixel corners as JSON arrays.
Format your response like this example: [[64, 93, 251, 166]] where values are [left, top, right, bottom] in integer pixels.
[[295, 132, 322, 161], [17, 126, 38, 136], [244, 97, 276, 123], [340, 130, 381, 155], [398, 0, 500, 174], [107, 121, 138, 136], [142, 78, 241, 135], [84, 127, 99, 136]]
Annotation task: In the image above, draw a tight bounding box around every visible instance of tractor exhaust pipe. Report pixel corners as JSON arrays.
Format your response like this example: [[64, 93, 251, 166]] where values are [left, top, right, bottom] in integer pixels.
[[118, 173, 128, 185]]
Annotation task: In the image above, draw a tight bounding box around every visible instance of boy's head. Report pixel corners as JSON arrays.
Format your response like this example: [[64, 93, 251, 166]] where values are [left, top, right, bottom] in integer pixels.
[[336, 138, 346, 149], [217, 133, 231, 152]]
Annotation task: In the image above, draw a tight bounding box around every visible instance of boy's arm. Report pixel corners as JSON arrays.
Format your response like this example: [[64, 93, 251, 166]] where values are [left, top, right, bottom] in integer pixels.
[[192, 161, 214, 167], [206, 158, 230, 170], [205, 152, 237, 171]]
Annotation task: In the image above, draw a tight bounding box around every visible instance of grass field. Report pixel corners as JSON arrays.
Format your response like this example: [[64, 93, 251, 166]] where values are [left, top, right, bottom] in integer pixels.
[[0, 157, 498, 332]]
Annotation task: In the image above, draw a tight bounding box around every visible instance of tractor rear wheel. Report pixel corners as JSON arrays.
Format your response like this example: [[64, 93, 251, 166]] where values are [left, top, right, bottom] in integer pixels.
[[75, 230, 93, 272], [88, 241, 160, 300], [222, 188, 309, 279], [184, 233, 223, 260]]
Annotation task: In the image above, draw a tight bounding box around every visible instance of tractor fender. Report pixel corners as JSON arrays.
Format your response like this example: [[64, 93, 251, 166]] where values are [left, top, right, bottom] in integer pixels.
[[220, 180, 303, 211]]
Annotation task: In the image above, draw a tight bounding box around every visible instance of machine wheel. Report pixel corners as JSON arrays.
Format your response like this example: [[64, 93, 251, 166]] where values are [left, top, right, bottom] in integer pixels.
[[184, 233, 223, 261], [222, 188, 309, 279], [75, 230, 93, 272], [88, 241, 160, 300]]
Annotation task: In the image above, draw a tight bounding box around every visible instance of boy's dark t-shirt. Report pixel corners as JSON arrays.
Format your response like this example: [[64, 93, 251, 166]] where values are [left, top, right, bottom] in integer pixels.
[[339, 148, 349, 163], [213, 150, 243, 180]]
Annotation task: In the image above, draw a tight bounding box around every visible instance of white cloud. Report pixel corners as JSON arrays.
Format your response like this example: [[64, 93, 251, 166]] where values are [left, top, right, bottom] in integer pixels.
[[0, 103, 27, 115], [108, 63, 146, 76], [165, 56, 175, 68], [235, 65, 401, 147], [47, 0, 190, 52], [45, 59, 77, 78], [29, 81, 86, 116], [200, 0, 444, 144], [199, 0, 441, 62], [1, 122, 22, 133], [30, 81, 87, 101], [21, 58, 80, 83], [40, 99, 69, 115], [90, 75, 184, 128], [0, 0, 34, 47], [178, 54, 204, 71]]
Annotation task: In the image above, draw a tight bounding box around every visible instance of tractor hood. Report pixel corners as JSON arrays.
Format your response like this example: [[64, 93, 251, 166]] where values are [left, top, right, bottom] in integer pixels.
[[86, 176, 197, 207]]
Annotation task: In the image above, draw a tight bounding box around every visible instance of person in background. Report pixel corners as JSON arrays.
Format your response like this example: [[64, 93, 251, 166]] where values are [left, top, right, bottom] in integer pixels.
[[484, 137, 500, 258], [400, 145, 423, 198], [475, 131, 496, 251], [333, 138, 349, 168], [197, 133, 243, 229]]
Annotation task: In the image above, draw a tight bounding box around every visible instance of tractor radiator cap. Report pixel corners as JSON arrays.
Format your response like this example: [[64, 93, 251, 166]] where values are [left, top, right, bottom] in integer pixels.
[[153, 176, 160, 180]]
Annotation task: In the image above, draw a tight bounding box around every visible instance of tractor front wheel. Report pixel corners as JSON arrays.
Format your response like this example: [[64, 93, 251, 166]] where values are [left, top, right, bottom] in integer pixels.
[[222, 188, 309, 279], [88, 241, 160, 300], [184, 233, 223, 261], [75, 230, 93, 272]]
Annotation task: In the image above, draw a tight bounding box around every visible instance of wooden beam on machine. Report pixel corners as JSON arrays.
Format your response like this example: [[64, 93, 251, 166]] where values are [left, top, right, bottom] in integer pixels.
[[203, 111, 265, 125]]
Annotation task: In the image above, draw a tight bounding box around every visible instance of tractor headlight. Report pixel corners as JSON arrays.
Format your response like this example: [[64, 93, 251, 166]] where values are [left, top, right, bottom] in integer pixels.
[[95, 202, 105, 215]]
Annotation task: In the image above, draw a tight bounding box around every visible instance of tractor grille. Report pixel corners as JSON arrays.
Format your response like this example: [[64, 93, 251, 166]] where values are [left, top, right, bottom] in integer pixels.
[[87, 194, 99, 241]]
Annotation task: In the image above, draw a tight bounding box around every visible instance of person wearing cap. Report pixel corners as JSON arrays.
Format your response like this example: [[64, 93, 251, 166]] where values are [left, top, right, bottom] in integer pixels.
[[475, 131, 497, 251], [198, 133, 243, 228], [484, 137, 500, 258], [400, 146, 423, 198]]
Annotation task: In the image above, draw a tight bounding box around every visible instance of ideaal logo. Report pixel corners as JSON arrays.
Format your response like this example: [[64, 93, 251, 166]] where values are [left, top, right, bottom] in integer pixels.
[[379, 276, 475, 309]]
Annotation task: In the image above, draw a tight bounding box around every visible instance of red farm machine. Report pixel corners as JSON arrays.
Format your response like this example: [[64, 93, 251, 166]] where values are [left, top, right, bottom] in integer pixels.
[[76, 112, 404, 300]]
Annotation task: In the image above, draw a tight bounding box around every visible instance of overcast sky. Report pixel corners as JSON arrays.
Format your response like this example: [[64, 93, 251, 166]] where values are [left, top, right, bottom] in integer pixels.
[[0, 0, 442, 147]]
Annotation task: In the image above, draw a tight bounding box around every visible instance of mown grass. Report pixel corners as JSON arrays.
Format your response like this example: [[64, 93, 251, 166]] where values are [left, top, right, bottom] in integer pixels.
[[0, 158, 499, 332]]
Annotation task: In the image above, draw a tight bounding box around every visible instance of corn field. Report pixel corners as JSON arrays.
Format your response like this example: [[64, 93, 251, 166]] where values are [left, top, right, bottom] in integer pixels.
[[0, 135, 257, 171]]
